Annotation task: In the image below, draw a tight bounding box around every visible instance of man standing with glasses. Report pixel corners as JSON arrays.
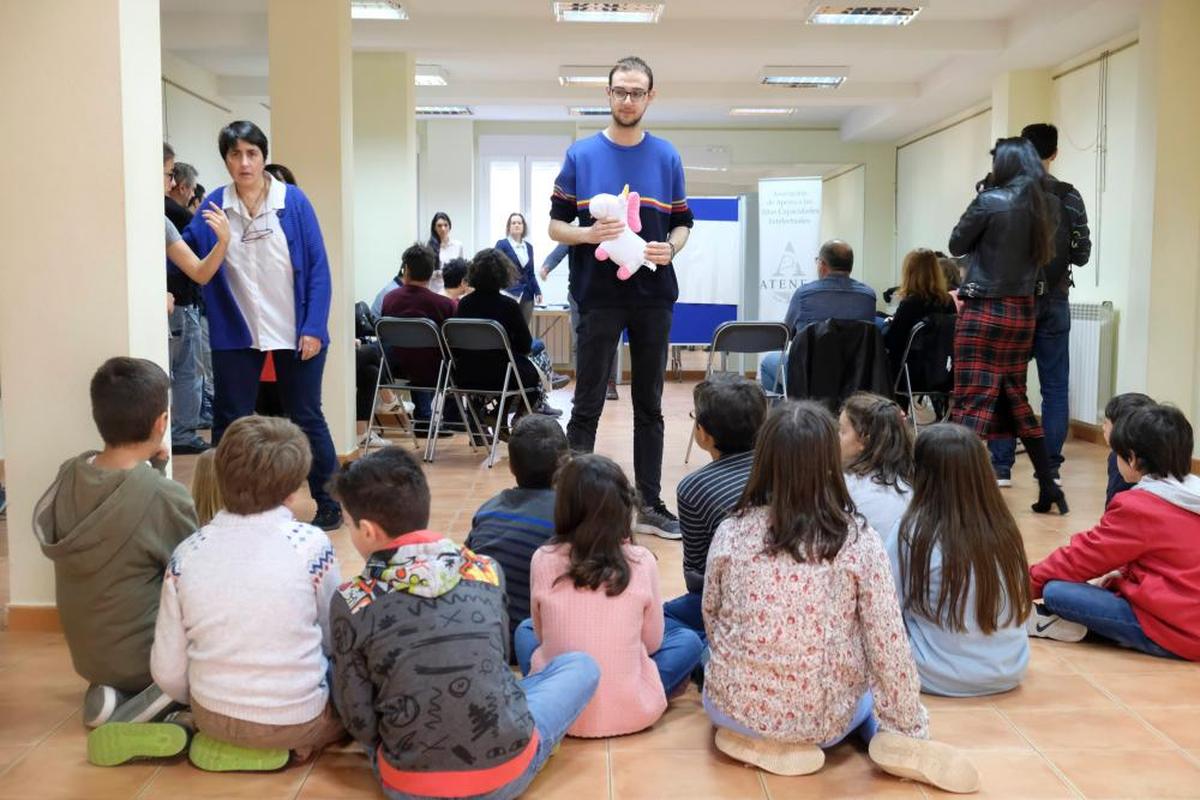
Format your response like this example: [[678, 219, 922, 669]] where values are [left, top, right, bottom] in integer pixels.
[[549, 56, 694, 539]]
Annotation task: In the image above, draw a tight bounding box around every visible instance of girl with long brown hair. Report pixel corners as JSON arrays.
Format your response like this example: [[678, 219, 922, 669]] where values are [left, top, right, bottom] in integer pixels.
[[702, 402, 978, 793], [514, 454, 703, 738], [949, 136, 1067, 515], [884, 424, 1031, 696], [840, 392, 914, 538], [882, 248, 957, 381]]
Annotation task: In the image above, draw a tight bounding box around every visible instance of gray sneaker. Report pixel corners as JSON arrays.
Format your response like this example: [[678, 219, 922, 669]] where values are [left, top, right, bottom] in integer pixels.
[[636, 502, 682, 540], [84, 684, 128, 729]]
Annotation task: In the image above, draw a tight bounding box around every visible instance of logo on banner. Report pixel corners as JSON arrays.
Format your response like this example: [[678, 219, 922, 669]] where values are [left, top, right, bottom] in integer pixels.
[[761, 242, 807, 305]]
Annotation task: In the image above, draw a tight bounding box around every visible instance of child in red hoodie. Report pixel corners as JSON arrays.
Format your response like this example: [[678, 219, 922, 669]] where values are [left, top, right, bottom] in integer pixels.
[[1028, 405, 1200, 660]]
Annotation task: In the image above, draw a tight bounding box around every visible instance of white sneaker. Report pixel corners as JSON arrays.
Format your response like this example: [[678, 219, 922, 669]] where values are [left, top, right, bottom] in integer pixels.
[[358, 430, 389, 449], [1026, 604, 1088, 642]]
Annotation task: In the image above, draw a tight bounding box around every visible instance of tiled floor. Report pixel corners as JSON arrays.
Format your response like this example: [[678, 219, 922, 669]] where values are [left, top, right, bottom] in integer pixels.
[[2, 381, 1199, 798]]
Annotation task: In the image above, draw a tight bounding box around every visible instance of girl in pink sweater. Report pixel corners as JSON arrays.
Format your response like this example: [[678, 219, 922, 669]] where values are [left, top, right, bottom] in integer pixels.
[[513, 454, 704, 737], [703, 401, 978, 793]]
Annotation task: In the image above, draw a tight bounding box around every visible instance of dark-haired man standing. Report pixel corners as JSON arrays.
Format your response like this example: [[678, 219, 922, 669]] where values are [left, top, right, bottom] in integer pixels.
[[549, 56, 693, 539], [989, 123, 1091, 488]]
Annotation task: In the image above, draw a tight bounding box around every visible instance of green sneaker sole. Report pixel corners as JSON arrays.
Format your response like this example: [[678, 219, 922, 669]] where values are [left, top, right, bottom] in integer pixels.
[[188, 732, 289, 772], [86, 722, 188, 767]]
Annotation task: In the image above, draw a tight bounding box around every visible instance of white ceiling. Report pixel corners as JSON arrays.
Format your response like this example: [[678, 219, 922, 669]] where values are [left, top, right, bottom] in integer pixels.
[[160, 0, 1143, 141]]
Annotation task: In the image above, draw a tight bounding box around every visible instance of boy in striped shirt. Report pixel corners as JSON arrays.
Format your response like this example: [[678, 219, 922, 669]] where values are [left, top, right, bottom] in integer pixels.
[[665, 375, 767, 642]]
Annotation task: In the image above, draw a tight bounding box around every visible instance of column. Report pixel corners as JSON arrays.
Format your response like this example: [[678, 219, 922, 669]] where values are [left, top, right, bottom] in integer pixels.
[[267, 0, 356, 454], [991, 70, 1052, 142], [1127, 0, 1200, 450], [354, 52, 418, 303], [0, 0, 167, 625]]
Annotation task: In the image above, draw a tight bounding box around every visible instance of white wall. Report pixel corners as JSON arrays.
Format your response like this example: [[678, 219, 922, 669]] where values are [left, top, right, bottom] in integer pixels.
[[821, 165, 866, 274], [1051, 45, 1139, 393], [417, 119, 476, 254], [161, 53, 271, 198], [895, 108, 993, 263]]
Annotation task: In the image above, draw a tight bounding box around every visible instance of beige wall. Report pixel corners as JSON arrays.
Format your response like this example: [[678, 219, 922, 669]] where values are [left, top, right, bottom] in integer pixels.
[[417, 119, 476, 255], [820, 166, 866, 277]]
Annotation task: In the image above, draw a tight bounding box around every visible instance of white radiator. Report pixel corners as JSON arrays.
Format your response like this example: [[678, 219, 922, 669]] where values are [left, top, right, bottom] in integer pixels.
[[1068, 301, 1115, 425]]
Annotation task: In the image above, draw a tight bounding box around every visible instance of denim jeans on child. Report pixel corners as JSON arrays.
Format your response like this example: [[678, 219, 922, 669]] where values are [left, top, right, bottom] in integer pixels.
[[377, 651, 601, 800], [513, 617, 703, 696], [703, 689, 878, 747], [664, 592, 707, 645], [1041, 580, 1180, 659], [988, 295, 1071, 476]]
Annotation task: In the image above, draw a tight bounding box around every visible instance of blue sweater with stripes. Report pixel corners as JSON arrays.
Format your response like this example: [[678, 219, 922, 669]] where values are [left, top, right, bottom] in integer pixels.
[[550, 132, 693, 311]]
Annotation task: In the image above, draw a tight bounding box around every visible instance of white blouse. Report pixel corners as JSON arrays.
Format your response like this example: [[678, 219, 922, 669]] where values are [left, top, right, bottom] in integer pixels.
[[507, 238, 530, 268], [220, 176, 297, 351]]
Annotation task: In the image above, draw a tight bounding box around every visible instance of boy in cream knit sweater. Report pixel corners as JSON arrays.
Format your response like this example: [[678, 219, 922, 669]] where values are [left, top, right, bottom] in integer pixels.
[[151, 415, 345, 771]]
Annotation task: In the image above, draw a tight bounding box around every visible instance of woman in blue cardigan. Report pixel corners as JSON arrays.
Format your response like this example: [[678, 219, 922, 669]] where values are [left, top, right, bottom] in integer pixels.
[[181, 121, 341, 531], [494, 212, 542, 325]]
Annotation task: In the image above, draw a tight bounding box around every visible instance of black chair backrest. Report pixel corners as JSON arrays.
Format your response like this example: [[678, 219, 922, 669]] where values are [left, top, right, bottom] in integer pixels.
[[375, 316, 443, 352], [905, 312, 956, 392], [711, 321, 790, 355], [786, 318, 890, 411], [442, 318, 512, 352]]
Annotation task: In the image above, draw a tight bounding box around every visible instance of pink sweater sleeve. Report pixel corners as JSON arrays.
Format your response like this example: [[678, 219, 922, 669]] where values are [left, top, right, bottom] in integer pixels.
[[639, 552, 664, 655]]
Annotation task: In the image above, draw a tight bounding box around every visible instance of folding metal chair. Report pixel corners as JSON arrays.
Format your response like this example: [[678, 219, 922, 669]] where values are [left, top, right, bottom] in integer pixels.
[[684, 321, 791, 464], [892, 313, 956, 434], [434, 319, 537, 468], [368, 317, 475, 463]]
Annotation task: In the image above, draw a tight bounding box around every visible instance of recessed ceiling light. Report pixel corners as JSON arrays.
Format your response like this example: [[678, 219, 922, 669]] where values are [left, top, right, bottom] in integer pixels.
[[806, 3, 922, 26], [351, 0, 408, 21], [415, 65, 448, 86], [559, 66, 611, 86], [416, 105, 472, 116], [553, 2, 665, 24], [760, 66, 849, 88], [684, 165, 729, 172], [569, 106, 612, 116], [729, 107, 797, 116]]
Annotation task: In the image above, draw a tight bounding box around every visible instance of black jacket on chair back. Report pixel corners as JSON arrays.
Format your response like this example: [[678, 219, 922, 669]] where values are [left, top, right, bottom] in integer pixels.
[[786, 318, 891, 413], [949, 177, 1047, 298]]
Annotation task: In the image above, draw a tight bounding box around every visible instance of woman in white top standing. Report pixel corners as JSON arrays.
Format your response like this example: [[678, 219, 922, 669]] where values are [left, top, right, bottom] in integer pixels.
[[494, 212, 543, 325], [180, 120, 341, 532], [426, 212, 464, 294]]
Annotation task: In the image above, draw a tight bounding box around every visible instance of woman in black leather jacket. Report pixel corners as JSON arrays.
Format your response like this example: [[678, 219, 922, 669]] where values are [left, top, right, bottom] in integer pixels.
[[948, 137, 1068, 514]]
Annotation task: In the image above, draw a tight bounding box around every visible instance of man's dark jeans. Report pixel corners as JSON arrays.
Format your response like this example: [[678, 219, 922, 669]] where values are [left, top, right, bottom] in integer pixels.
[[989, 295, 1071, 475], [568, 305, 672, 506]]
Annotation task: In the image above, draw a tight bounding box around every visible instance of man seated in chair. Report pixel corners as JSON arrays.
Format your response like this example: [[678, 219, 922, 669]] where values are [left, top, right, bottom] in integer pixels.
[[760, 240, 877, 394]]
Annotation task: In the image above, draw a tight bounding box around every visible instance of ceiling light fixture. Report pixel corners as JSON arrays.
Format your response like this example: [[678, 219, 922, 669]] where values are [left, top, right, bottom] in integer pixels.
[[558, 66, 612, 86], [806, 3, 923, 26], [416, 105, 472, 116], [415, 65, 448, 86], [729, 107, 797, 116], [553, 2, 665, 24], [569, 106, 612, 116], [351, 0, 408, 21], [760, 66, 849, 88]]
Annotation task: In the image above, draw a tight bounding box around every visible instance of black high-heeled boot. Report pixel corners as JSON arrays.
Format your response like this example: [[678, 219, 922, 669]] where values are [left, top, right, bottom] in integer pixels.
[[1022, 435, 1069, 514]]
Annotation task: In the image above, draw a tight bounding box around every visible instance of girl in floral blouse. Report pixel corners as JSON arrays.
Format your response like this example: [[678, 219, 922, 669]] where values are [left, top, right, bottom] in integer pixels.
[[702, 401, 978, 793]]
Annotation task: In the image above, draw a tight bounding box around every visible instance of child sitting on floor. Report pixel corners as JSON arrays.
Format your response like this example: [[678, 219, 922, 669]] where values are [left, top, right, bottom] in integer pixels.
[[151, 415, 345, 771], [839, 392, 914, 537], [330, 447, 600, 800], [1028, 404, 1200, 661], [33, 357, 196, 737], [884, 423, 1030, 696], [515, 454, 705, 737], [703, 401, 978, 793], [190, 449, 222, 527], [1102, 392, 1155, 508], [666, 374, 766, 642], [465, 415, 568, 649]]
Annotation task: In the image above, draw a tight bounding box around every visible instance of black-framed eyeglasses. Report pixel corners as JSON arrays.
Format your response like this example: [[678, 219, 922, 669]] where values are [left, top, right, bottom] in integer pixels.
[[609, 87, 648, 102], [241, 211, 274, 243]]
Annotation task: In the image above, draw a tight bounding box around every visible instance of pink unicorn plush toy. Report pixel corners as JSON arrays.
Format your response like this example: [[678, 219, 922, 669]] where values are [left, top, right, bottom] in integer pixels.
[[590, 185, 655, 280]]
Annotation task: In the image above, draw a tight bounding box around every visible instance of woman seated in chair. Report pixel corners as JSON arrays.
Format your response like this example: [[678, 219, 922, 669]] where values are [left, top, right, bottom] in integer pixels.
[[453, 248, 561, 419], [883, 248, 957, 383]]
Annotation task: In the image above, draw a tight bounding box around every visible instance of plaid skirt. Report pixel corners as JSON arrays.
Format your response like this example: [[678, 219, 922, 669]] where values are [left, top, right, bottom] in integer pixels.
[[950, 296, 1044, 439]]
